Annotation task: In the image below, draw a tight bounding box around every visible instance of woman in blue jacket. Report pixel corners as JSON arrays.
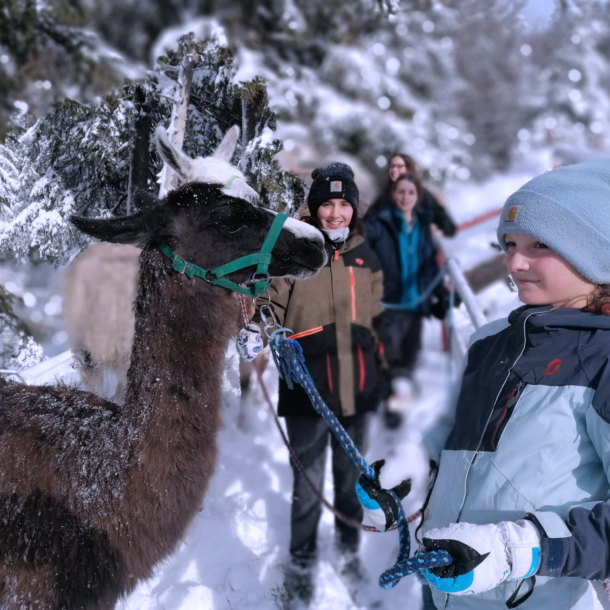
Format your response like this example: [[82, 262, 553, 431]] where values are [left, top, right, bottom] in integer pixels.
[[360, 160, 610, 609], [364, 172, 448, 426]]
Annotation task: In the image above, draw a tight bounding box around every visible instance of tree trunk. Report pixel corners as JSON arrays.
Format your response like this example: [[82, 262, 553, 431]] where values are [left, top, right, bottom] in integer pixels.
[[127, 86, 152, 215], [158, 48, 197, 198]]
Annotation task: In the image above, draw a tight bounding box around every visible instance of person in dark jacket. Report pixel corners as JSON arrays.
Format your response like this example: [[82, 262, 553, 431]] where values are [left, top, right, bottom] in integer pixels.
[[365, 172, 449, 427], [265, 163, 385, 608], [366, 153, 457, 237]]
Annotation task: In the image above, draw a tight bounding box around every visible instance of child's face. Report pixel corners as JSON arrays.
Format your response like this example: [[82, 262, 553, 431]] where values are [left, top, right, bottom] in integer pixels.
[[393, 179, 418, 216], [504, 233, 595, 309], [316, 198, 353, 230]]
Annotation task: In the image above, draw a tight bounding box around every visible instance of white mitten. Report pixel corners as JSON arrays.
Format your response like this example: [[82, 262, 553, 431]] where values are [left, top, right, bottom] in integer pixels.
[[236, 324, 264, 361], [421, 520, 541, 596]]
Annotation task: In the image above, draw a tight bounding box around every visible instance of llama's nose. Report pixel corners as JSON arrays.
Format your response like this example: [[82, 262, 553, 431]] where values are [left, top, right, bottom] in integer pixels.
[[306, 237, 324, 251]]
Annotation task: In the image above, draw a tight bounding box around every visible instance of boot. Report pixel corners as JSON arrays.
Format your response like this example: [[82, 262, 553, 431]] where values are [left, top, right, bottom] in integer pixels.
[[283, 557, 315, 609], [337, 553, 383, 608]]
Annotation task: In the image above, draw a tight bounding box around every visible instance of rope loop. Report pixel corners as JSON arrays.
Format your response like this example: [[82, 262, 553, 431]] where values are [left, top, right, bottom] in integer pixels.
[[267, 333, 453, 589]]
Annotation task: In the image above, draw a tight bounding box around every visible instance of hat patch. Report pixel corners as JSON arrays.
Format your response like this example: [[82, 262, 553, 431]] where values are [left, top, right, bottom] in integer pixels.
[[504, 205, 521, 223], [330, 181, 342, 192]]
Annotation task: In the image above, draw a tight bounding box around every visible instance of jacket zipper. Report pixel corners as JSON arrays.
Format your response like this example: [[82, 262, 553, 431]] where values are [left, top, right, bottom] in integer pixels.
[[458, 308, 552, 508], [349, 266, 357, 321]]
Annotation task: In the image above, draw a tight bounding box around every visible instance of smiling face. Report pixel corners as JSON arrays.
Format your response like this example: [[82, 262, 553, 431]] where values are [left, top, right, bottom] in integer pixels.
[[504, 233, 595, 309], [388, 156, 408, 182], [393, 178, 419, 217], [316, 198, 354, 230]]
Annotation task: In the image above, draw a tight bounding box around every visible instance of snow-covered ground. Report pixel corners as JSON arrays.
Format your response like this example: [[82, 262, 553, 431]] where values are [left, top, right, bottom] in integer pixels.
[[7, 159, 553, 609]]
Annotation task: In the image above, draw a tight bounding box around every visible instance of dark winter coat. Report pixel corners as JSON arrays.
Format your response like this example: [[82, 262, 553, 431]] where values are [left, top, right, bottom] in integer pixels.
[[366, 186, 457, 237], [364, 205, 445, 316], [424, 306, 610, 609], [266, 233, 385, 418]]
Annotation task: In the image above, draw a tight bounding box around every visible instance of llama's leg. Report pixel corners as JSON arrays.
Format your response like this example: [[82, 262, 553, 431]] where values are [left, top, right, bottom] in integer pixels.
[[76, 351, 106, 398]]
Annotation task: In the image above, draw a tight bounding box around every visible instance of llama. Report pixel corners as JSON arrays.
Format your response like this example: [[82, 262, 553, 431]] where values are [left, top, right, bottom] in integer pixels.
[[0, 132, 327, 609], [63, 125, 257, 404]]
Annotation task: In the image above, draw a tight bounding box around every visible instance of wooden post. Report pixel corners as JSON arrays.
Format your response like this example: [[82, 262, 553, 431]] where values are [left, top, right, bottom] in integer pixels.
[[158, 48, 197, 198]]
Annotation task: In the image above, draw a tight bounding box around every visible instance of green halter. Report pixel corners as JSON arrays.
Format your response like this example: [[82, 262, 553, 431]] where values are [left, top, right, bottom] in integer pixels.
[[158, 213, 289, 298]]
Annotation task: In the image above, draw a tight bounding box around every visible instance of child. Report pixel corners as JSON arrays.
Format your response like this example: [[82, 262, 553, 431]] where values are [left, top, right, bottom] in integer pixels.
[[360, 160, 610, 609], [365, 172, 449, 427], [265, 163, 385, 607]]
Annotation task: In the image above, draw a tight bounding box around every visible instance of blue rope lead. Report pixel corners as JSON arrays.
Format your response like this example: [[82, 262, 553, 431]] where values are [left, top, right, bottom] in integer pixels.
[[268, 332, 452, 589]]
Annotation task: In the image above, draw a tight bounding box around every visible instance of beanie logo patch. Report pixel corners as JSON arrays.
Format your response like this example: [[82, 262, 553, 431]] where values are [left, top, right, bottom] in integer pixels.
[[330, 181, 342, 192], [505, 205, 521, 223]]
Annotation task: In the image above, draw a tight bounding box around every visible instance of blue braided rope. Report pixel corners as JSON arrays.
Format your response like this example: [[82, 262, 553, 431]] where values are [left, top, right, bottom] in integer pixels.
[[268, 332, 453, 588]]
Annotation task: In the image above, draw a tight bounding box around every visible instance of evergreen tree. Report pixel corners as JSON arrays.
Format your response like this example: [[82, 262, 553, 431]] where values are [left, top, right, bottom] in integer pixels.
[[0, 35, 304, 265], [0, 0, 125, 140]]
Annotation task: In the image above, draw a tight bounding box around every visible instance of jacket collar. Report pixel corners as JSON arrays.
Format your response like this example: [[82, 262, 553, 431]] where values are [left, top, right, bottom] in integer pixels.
[[508, 304, 610, 333]]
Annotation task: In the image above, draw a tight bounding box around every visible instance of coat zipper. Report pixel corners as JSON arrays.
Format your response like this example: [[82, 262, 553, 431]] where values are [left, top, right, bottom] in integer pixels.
[[457, 308, 552, 507], [349, 266, 357, 321]]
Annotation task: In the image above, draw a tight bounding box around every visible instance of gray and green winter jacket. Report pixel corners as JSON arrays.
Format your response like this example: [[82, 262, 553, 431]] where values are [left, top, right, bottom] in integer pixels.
[[423, 305, 610, 610]]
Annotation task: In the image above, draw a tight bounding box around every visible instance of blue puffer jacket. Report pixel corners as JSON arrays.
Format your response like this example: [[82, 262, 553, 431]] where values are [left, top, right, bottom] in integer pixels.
[[423, 305, 610, 609], [364, 206, 442, 314]]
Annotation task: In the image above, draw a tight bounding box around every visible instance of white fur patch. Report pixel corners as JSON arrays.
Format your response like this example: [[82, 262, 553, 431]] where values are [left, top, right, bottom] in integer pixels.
[[283, 217, 324, 246]]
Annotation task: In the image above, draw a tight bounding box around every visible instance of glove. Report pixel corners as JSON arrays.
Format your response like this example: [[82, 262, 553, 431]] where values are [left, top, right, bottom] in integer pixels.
[[421, 520, 541, 596], [236, 324, 264, 361], [355, 460, 411, 531]]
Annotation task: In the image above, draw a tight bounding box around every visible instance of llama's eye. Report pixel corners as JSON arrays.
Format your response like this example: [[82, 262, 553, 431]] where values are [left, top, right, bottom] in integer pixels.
[[217, 220, 246, 235]]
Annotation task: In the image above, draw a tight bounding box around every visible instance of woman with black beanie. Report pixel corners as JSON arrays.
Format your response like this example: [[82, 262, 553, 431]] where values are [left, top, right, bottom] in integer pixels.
[[264, 162, 386, 608]]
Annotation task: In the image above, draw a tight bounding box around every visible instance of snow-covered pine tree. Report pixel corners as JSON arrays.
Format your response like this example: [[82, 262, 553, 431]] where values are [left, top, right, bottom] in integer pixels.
[[0, 0, 127, 141], [0, 285, 46, 370], [0, 34, 305, 266]]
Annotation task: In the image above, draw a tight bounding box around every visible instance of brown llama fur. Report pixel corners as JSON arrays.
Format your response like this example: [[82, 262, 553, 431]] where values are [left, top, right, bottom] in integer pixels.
[[0, 180, 326, 609]]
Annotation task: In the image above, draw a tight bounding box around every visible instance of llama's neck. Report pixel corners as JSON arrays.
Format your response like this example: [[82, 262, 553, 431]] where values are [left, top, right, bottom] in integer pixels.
[[119, 246, 238, 568]]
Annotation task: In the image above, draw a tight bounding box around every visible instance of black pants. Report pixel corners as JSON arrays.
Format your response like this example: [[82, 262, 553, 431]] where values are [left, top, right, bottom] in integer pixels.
[[378, 310, 423, 379], [285, 414, 367, 562]]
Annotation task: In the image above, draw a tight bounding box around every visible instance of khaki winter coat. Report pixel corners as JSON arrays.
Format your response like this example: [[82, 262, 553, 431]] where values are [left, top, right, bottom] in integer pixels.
[[265, 233, 385, 418]]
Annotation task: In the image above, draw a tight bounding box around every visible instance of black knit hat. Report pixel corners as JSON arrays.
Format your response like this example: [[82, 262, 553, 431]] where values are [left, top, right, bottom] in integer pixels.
[[307, 162, 359, 218]]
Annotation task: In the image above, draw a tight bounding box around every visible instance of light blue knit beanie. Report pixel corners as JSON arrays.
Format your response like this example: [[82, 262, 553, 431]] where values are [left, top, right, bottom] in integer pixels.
[[497, 159, 610, 284]]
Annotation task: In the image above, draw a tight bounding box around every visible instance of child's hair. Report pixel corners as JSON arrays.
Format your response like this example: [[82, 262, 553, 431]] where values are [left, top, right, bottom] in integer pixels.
[[586, 284, 610, 315], [392, 172, 422, 202]]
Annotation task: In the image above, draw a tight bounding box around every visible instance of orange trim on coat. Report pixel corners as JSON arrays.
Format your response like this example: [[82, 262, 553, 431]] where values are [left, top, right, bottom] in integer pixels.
[[357, 345, 366, 392], [349, 266, 357, 321], [290, 326, 324, 340], [334, 250, 339, 261], [326, 353, 334, 392]]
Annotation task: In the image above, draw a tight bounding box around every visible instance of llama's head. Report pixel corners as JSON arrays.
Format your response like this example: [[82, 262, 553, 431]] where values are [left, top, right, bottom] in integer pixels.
[[156, 125, 259, 202], [70, 182, 327, 286]]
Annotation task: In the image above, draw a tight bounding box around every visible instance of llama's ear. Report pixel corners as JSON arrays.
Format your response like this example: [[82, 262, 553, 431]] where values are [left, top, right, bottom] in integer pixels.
[[155, 126, 193, 179], [214, 125, 240, 162], [70, 214, 152, 246], [221, 177, 259, 202]]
